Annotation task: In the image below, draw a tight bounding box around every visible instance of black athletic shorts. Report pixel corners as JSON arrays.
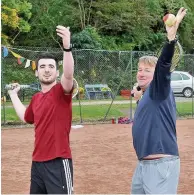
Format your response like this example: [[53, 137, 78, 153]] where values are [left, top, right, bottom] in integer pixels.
[[30, 158, 73, 194]]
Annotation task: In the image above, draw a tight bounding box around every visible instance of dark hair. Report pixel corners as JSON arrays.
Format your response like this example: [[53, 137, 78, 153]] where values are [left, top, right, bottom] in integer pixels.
[[36, 53, 59, 70]]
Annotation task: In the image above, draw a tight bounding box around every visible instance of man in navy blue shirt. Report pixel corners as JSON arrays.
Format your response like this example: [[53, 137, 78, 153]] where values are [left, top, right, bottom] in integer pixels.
[[131, 7, 187, 194]]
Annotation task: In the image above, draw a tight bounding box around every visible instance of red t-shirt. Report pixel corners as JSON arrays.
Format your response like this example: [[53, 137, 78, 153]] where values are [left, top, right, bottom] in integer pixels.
[[24, 83, 72, 162]]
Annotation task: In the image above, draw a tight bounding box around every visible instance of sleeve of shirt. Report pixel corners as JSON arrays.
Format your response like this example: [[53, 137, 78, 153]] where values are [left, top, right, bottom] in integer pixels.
[[149, 41, 176, 100], [54, 83, 73, 103], [24, 97, 34, 124]]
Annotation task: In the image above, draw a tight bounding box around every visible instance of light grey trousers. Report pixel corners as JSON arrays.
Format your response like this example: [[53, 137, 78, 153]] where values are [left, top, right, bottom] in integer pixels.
[[131, 156, 180, 194]]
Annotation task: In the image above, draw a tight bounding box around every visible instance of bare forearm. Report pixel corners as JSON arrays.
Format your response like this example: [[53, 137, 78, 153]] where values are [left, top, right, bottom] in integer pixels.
[[9, 94, 26, 122], [57, 25, 75, 92], [167, 33, 176, 42], [61, 51, 74, 92], [63, 51, 74, 79]]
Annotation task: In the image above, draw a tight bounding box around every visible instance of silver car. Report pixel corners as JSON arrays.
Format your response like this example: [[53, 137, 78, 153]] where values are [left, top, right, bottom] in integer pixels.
[[171, 71, 194, 98]]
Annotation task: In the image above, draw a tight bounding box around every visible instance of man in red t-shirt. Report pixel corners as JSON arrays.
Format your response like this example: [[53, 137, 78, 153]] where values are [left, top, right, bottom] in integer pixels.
[[8, 25, 74, 194]]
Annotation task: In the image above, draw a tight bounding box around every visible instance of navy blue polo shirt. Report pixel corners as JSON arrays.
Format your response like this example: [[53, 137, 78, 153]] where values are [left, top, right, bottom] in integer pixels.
[[132, 42, 179, 160]]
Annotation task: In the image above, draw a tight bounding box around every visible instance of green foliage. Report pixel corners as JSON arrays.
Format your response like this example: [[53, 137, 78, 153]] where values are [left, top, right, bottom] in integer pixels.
[[1, 0, 194, 93], [72, 26, 102, 49], [7, 0, 193, 52], [1, 0, 32, 45], [19, 0, 80, 47], [101, 36, 136, 51], [2, 60, 36, 85]]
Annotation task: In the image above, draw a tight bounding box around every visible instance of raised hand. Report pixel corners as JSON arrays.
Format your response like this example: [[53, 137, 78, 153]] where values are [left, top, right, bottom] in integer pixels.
[[56, 25, 71, 49], [166, 7, 187, 41], [7, 83, 21, 95], [131, 86, 143, 101]]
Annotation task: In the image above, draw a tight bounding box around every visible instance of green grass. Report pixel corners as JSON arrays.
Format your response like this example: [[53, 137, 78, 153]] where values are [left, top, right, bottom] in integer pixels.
[[72, 104, 136, 122], [1, 96, 130, 106], [176, 102, 194, 116], [1, 102, 193, 124], [72, 95, 129, 102], [2, 100, 30, 106], [1, 104, 136, 124], [1, 107, 20, 121]]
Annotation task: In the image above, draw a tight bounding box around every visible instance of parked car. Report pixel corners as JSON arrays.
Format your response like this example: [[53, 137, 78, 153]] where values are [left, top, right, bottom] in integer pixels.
[[171, 71, 194, 98]]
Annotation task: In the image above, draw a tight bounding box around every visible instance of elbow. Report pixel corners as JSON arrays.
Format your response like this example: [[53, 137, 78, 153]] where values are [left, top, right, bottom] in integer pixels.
[[62, 73, 73, 81]]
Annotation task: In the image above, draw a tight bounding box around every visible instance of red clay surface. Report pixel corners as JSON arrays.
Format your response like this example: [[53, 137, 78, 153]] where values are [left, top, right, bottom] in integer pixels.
[[2, 119, 194, 194]]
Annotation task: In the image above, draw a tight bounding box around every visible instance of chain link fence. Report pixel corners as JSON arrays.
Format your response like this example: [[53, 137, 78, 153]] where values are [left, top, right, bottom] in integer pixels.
[[1, 46, 194, 125]]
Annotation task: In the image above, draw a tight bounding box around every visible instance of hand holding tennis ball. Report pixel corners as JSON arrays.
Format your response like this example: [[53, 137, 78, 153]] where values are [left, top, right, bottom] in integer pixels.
[[163, 14, 176, 27], [164, 8, 187, 41]]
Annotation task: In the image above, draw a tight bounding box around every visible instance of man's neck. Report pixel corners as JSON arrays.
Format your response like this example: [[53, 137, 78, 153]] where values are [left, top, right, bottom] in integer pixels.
[[41, 81, 57, 93], [140, 84, 149, 92]]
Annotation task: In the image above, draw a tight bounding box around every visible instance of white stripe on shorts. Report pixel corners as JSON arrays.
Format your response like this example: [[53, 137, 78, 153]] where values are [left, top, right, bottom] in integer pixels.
[[62, 159, 72, 194], [65, 159, 73, 194]]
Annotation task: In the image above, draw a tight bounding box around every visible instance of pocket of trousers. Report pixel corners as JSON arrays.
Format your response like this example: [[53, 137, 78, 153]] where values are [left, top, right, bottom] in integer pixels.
[[156, 161, 173, 180]]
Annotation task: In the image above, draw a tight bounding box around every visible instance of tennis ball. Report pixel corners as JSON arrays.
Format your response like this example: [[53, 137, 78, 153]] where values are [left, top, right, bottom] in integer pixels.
[[163, 14, 176, 27]]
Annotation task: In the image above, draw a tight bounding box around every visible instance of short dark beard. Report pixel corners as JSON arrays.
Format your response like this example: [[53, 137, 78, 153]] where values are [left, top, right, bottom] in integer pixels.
[[39, 78, 56, 85]]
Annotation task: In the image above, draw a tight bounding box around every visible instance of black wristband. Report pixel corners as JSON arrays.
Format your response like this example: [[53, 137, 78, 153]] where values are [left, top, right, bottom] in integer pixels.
[[168, 39, 178, 44], [63, 47, 72, 52], [167, 35, 178, 44]]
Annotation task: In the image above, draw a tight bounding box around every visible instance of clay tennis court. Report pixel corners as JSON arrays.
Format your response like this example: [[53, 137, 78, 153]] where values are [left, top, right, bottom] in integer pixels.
[[2, 119, 194, 194]]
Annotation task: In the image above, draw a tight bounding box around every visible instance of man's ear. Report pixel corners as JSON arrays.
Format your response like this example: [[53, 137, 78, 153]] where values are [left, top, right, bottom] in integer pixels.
[[57, 70, 59, 77], [35, 70, 38, 77]]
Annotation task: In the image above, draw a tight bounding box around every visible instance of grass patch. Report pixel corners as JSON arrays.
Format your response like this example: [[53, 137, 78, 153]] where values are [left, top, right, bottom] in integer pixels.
[[72, 104, 136, 122], [1, 102, 193, 124], [2, 96, 130, 106], [1, 107, 21, 122], [176, 102, 194, 116], [1, 104, 136, 124]]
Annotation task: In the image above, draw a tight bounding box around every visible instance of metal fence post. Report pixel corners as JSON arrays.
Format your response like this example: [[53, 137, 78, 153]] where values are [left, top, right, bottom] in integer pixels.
[[1, 57, 6, 125]]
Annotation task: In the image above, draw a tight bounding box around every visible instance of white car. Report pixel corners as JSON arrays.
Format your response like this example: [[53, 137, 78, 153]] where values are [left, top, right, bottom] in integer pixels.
[[171, 71, 194, 98]]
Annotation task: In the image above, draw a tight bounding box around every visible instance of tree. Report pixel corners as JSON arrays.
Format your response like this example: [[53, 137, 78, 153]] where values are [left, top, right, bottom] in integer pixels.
[[8, 0, 194, 52], [1, 0, 32, 45], [75, 0, 94, 30], [72, 26, 102, 49], [18, 0, 80, 47]]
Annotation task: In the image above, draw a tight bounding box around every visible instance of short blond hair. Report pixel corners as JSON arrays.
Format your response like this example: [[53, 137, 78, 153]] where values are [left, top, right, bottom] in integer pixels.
[[138, 56, 158, 67]]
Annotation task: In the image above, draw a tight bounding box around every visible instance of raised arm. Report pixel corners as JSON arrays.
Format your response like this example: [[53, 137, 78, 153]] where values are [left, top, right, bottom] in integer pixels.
[[56, 26, 74, 93], [150, 7, 187, 100], [8, 83, 26, 122]]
